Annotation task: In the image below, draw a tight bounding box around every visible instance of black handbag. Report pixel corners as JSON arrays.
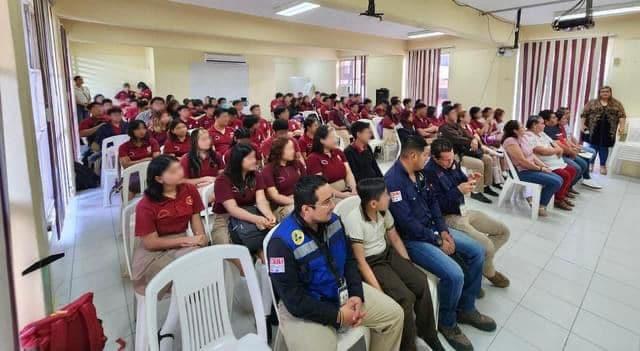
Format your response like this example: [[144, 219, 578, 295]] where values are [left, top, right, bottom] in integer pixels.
[[228, 206, 269, 254]]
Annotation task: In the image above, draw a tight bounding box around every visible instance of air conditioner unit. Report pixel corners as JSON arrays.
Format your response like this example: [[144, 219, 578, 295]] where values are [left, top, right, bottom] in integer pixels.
[[203, 53, 247, 64]]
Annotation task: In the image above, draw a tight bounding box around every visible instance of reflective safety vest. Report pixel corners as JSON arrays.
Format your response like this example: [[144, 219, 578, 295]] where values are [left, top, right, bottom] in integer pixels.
[[272, 213, 347, 304]]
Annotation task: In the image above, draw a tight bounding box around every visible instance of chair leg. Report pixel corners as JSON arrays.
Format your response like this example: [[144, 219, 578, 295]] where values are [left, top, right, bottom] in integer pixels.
[[498, 179, 513, 207], [531, 186, 541, 220], [135, 296, 148, 351], [159, 295, 180, 351], [255, 261, 273, 317]]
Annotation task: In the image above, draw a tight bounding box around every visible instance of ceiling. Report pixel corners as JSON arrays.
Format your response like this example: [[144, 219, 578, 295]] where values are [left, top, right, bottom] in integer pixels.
[[460, 0, 635, 25], [171, 0, 424, 39]]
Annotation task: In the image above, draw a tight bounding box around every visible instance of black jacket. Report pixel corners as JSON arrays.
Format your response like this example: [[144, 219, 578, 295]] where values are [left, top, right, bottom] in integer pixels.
[[344, 143, 383, 183]]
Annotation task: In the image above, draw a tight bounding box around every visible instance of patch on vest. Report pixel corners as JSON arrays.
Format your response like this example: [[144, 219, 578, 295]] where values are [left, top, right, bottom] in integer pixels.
[[292, 230, 305, 245], [390, 191, 402, 202], [269, 257, 285, 273]]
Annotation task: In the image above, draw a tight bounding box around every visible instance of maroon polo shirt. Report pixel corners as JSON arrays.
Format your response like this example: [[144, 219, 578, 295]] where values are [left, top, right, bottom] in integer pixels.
[[260, 136, 300, 160], [163, 136, 191, 157], [213, 173, 265, 214], [298, 134, 314, 158], [135, 183, 204, 237], [306, 149, 348, 183], [118, 138, 160, 161], [288, 119, 301, 132], [208, 126, 235, 155], [180, 152, 223, 179], [150, 129, 168, 146], [261, 161, 306, 196]]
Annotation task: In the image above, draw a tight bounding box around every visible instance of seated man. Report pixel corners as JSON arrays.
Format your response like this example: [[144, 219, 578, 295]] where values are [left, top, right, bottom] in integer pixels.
[[267, 175, 404, 351], [385, 135, 495, 351], [345, 178, 444, 351], [425, 139, 510, 290], [344, 121, 383, 183]]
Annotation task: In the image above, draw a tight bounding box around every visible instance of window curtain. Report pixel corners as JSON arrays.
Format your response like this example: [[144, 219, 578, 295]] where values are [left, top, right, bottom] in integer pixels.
[[516, 36, 610, 135], [354, 55, 367, 96], [407, 48, 441, 106]]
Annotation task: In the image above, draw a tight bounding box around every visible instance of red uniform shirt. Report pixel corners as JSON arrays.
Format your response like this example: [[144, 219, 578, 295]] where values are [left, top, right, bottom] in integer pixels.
[[413, 114, 430, 130], [382, 116, 397, 129], [163, 136, 191, 157], [123, 107, 140, 121], [150, 129, 168, 146], [199, 116, 214, 130], [260, 136, 300, 160], [79, 116, 107, 131], [345, 111, 360, 124], [180, 117, 200, 130], [330, 110, 347, 127], [139, 88, 152, 100], [288, 119, 301, 132], [118, 138, 160, 161], [470, 120, 484, 134], [306, 149, 347, 183], [298, 134, 314, 158], [360, 108, 371, 119], [229, 117, 243, 130], [270, 99, 284, 112], [135, 183, 204, 237], [209, 126, 235, 155], [261, 161, 306, 196], [213, 173, 265, 214], [180, 152, 223, 179], [318, 105, 332, 123], [299, 102, 313, 111]]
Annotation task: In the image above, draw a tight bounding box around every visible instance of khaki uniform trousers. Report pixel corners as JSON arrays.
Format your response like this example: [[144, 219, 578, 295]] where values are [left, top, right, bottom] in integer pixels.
[[460, 154, 493, 192], [445, 210, 510, 277], [278, 283, 404, 351]]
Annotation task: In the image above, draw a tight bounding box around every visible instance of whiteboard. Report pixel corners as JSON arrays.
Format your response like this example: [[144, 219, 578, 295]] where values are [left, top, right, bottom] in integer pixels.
[[190, 62, 249, 101]]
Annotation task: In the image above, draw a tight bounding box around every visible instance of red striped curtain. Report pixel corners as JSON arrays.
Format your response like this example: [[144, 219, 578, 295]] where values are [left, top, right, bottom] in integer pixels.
[[516, 36, 610, 135], [407, 48, 441, 106]]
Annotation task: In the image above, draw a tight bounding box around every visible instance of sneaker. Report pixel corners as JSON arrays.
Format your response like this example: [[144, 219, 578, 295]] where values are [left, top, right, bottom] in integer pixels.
[[484, 186, 499, 197], [487, 271, 510, 288], [438, 324, 473, 351], [457, 310, 497, 332], [582, 179, 603, 190], [471, 192, 492, 204]]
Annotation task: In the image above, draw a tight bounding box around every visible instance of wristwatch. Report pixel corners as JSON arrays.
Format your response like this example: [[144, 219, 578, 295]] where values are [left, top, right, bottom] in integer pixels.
[[435, 235, 443, 247]]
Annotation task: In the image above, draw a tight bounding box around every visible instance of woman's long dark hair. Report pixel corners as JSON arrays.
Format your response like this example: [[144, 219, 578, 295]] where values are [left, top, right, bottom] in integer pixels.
[[137, 81, 149, 90], [187, 129, 221, 177], [311, 125, 331, 154], [168, 119, 187, 142], [224, 144, 256, 191], [501, 120, 521, 144], [145, 155, 179, 202], [127, 120, 149, 143]]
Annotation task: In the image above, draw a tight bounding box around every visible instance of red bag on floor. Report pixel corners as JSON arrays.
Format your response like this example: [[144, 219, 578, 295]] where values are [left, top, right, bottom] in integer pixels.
[[19, 292, 107, 351]]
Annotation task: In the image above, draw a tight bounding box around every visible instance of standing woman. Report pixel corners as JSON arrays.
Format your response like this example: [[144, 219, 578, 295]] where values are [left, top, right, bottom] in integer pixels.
[[213, 144, 276, 248], [163, 120, 191, 157], [306, 125, 357, 201], [149, 111, 171, 146], [118, 120, 160, 199], [263, 137, 307, 220], [181, 129, 223, 188], [581, 86, 627, 175], [136, 82, 152, 100]]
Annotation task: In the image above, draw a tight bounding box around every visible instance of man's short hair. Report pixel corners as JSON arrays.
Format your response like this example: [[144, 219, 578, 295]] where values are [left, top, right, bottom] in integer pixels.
[[176, 105, 188, 113], [414, 102, 427, 111], [539, 109, 554, 121], [400, 134, 427, 157], [294, 175, 328, 215], [430, 139, 454, 159], [73, 75, 82, 81], [107, 107, 122, 115], [272, 118, 289, 132], [150, 97, 165, 105], [232, 100, 243, 106], [442, 105, 455, 117], [350, 121, 370, 138], [250, 104, 260, 112], [243, 115, 259, 129], [102, 98, 113, 105], [87, 102, 102, 110], [274, 107, 287, 119]]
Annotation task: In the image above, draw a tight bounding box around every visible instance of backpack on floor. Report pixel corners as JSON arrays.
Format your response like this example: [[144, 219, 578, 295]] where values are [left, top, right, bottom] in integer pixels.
[[74, 162, 100, 190], [19, 292, 107, 351]]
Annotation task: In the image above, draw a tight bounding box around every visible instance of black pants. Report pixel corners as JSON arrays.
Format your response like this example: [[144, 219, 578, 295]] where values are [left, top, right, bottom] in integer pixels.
[[367, 247, 438, 351]]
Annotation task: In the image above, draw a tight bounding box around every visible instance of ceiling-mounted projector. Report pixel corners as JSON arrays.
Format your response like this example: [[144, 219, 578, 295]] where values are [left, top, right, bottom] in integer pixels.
[[552, 0, 595, 31], [360, 0, 384, 20]]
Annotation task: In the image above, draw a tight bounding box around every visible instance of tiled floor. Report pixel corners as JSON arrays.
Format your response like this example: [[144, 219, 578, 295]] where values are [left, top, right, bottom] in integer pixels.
[[51, 165, 640, 351]]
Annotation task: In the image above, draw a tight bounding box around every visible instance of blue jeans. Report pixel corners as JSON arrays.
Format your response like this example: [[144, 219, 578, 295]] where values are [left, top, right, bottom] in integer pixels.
[[587, 143, 610, 166], [564, 157, 587, 183], [581, 145, 597, 164], [405, 229, 485, 327], [517, 170, 563, 206]]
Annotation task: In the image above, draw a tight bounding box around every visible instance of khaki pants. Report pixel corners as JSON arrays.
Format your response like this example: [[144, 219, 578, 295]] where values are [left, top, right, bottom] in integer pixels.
[[212, 213, 230, 245], [445, 210, 510, 277], [460, 154, 493, 192], [273, 204, 294, 222], [382, 128, 397, 145], [278, 283, 404, 351]]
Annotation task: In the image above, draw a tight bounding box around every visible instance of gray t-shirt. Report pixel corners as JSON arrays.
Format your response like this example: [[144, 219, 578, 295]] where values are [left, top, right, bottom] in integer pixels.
[[343, 208, 394, 257]]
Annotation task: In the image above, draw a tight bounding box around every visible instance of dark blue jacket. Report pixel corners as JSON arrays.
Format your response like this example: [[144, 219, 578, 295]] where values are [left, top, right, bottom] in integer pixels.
[[384, 161, 448, 244], [94, 122, 128, 149], [424, 159, 468, 216]]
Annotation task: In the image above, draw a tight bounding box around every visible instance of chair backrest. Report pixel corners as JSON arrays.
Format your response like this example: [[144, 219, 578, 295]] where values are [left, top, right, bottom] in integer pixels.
[[121, 197, 141, 278], [197, 182, 215, 241], [302, 111, 318, 119], [395, 128, 402, 160], [358, 119, 381, 141], [334, 195, 360, 218], [372, 117, 383, 137], [121, 161, 150, 209], [101, 135, 129, 173], [502, 149, 521, 182], [145, 245, 267, 351], [263, 225, 280, 320], [626, 118, 640, 142]]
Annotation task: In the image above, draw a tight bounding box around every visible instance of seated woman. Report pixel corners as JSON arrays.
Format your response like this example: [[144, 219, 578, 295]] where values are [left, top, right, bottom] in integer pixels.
[[181, 128, 223, 197], [118, 120, 160, 199], [222, 127, 261, 165], [344, 178, 444, 351], [132, 155, 208, 297], [502, 120, 563, 217], [213, 144, 276, 251], [163, 120, 191, 157], [149, 110, 171, 146], [306, 125, 357, 201], [263, 137, 306, 220], [525, 115, 577, 211]]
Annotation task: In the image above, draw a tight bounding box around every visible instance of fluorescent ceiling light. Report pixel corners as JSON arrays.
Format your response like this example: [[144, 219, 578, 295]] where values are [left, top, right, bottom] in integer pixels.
[[276, 2, 319, 16], [556, 5, 640, 20], [408, 31, 444, 39]]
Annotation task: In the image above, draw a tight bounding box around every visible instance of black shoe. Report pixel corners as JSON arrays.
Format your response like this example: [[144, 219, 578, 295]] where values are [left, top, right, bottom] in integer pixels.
[[424, 336, 446, 351], [438, 324, 474, 351], [492, 183, 503, 190], [457, 310, 497, 332], [471, 192, 492, 204], [484, 186, 499, 197]]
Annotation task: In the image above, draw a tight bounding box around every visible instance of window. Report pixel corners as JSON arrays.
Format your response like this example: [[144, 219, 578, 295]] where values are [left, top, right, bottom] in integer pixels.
[[338, 56, 366, 96], [437, 52, 450, 106]]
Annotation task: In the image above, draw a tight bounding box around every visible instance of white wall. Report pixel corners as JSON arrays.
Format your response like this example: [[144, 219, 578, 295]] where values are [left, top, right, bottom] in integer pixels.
[[298, 59, 337, 93], [367, 55, 404, 100]]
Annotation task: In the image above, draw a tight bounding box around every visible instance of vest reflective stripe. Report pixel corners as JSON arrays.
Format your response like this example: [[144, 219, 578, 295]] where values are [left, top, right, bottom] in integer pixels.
[[293, 240, 318, 259], [326, 221, 341, 240]]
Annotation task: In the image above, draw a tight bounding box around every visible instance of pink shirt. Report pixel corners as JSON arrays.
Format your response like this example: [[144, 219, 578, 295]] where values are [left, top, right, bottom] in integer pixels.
[[503, 136, 535, 171]]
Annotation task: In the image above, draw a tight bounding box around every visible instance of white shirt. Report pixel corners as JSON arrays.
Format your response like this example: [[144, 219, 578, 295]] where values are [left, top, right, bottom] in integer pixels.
[[74, 85, 91, 105], [342, 208, 394, 257], [525, 131, 566, 170]]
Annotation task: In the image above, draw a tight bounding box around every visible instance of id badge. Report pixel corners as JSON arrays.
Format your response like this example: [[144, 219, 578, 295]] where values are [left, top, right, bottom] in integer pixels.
[[338, 279, 349, 306]]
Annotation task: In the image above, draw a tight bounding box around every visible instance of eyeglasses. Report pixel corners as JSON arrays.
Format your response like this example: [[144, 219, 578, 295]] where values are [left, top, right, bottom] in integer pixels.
[[311, 194, 336, 209]]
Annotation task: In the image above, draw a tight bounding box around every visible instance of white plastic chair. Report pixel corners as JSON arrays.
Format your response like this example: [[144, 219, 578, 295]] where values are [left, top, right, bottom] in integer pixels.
[[121, 197, 141, 278], [197, 182, 215, 239], [498, 150, 553, 220], [263, 225, 368, 351], [357, 119, 384, 154], [145, 245, 270, 351], [334, 196, 439, 324], [121, 160, 150, 210], [609, 118, 640, 174], [302, 111, 319, 120], [395, 127, 402, 160], [101, 135, 130, 207]]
